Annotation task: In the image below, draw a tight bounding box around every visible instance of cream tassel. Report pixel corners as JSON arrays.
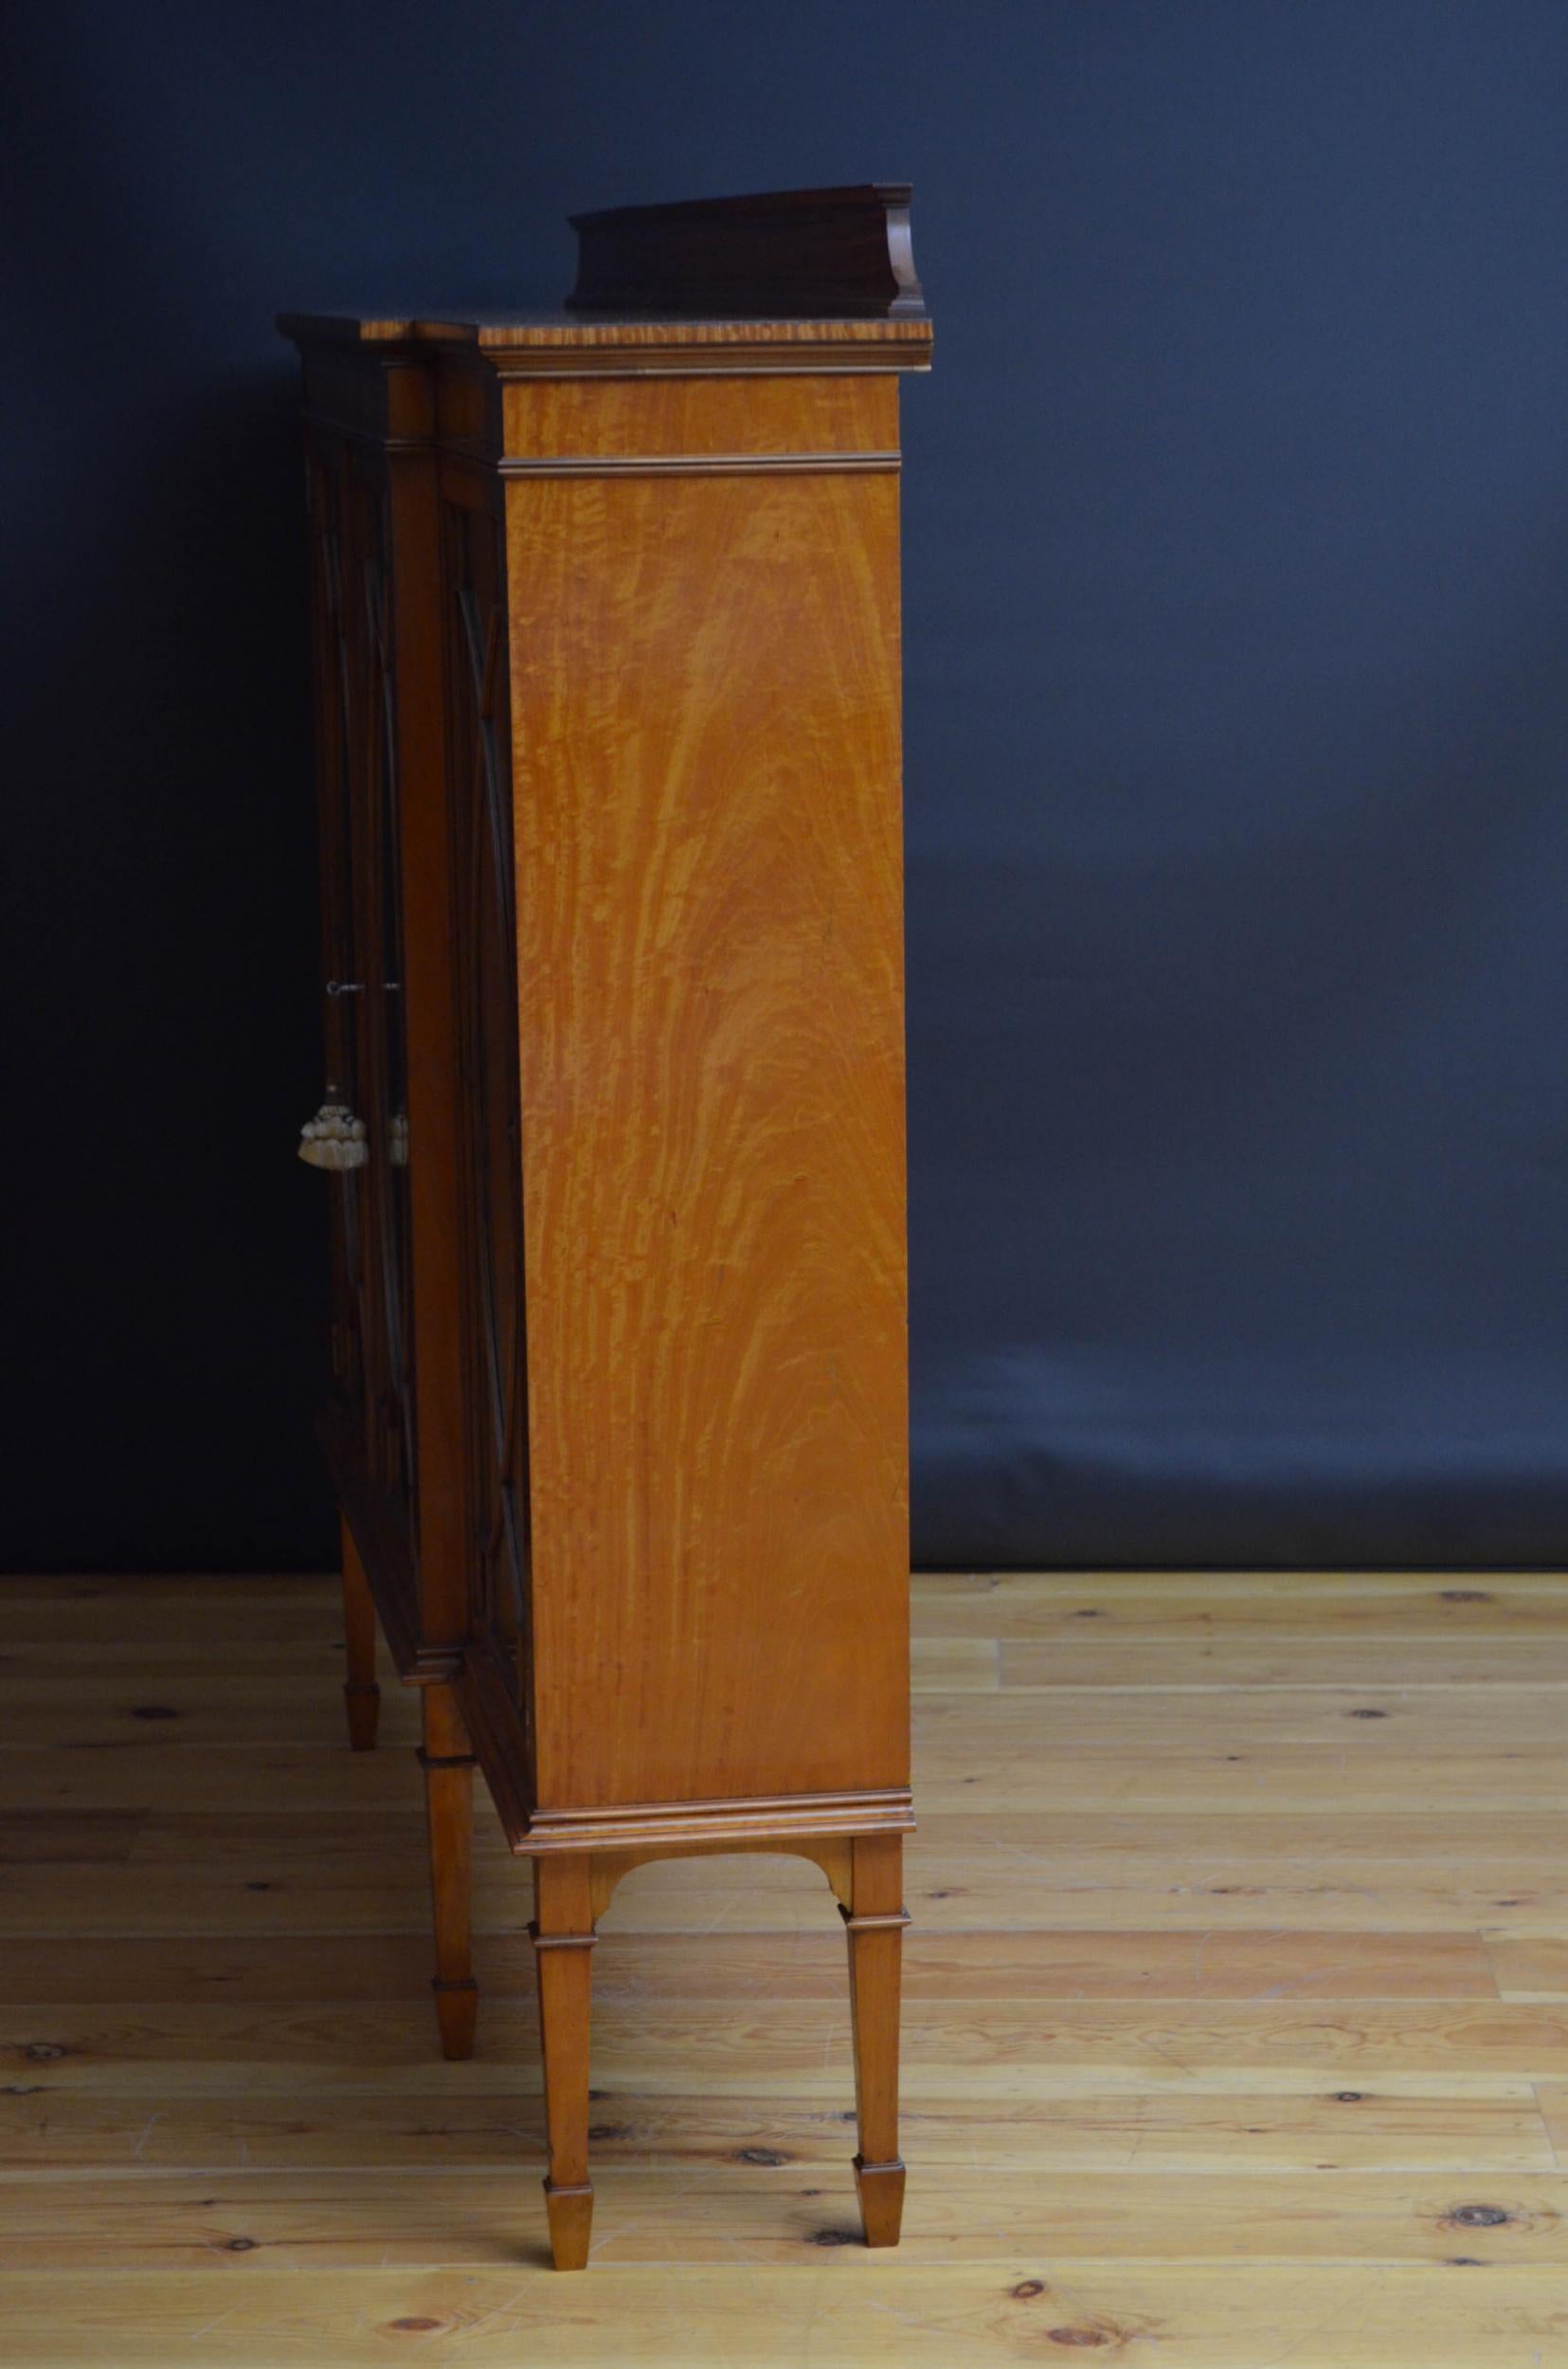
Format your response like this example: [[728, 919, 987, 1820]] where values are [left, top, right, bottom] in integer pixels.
[[297, 1101, 369, 1170]]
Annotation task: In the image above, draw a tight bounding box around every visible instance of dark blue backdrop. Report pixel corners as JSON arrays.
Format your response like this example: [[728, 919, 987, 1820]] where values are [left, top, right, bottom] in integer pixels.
[[8, 1, 1568, 1570]]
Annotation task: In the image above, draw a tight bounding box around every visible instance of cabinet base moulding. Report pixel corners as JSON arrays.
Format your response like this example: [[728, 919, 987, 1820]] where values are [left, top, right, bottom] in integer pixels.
[[509, 1788, 916, 1858]]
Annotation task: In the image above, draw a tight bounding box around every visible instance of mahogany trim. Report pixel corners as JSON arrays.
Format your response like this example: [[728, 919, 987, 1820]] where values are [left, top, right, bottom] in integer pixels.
[[568, 184, 926, 320], [484, 335, 928, 380], [286, 330, 930, 392], [496, 449, 900, 478], [284, 318, 932, 381]]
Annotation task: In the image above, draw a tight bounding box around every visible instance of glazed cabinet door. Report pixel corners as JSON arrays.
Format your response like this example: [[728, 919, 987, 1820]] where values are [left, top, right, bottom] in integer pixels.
[[304, 434, 419, 1546], [442, 481, 533, 1782]]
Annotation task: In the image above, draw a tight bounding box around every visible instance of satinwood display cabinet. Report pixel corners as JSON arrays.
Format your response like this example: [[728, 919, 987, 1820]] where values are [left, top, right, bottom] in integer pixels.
[[282, 185, 931, 2270]]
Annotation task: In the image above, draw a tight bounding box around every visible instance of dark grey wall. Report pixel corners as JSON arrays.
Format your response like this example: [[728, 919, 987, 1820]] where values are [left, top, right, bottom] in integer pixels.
[[9, 1, 1568, 1570]]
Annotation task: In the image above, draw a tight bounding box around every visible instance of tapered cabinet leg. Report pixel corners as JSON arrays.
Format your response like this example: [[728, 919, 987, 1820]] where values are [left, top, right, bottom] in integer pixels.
[[532, 1854, 597, 2270], [420, 1686, 478, 2060], [842, 1832, 909, 2248], [338, 1517, 379, 1751]]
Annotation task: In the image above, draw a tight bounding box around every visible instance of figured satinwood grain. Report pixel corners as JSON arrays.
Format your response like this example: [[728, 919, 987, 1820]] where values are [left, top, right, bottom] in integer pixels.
[[506, 418, 909, 1815], [7, 1565, 1568, 2366], [500, 372, 898, 460]]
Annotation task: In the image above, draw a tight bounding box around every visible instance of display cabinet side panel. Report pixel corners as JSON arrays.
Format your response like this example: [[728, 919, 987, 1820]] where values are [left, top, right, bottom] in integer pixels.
[[508, 451, 910, 1816]]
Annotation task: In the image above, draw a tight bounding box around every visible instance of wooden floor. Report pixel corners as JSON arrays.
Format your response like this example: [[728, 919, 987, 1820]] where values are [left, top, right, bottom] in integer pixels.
[[5, 1572, 1568, 2364]]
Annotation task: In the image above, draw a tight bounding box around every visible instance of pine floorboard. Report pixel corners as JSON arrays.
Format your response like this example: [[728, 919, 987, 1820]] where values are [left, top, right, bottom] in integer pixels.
[[2, 1568, 1566, 2366]]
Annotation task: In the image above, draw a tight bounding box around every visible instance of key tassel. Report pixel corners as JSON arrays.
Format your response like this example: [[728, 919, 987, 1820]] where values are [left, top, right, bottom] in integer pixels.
[[298, 1101, 368, 1170]]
